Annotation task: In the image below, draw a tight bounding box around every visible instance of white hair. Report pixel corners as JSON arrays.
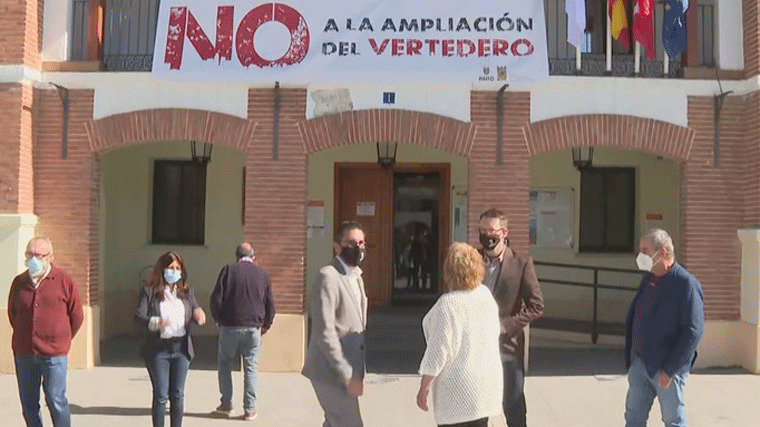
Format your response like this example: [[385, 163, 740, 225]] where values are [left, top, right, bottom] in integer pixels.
[[643, 229, 674, 258]]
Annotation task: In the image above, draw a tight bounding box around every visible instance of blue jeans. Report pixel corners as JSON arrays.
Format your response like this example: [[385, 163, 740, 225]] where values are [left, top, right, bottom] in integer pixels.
[[146, 346, 191, 427], [625, 355, 689, 427], [15, 355, 70, 427], [502, 358, 527, 427], [218, 327, 261, 413]]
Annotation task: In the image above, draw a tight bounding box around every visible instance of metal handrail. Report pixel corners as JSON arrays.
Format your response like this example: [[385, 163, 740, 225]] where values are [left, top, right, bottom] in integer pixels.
[[534, 260, 641, 343]]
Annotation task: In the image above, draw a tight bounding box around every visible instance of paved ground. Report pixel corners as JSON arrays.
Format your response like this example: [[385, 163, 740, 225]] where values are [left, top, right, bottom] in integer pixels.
[[2, 336, 758, 427], [3, 309, 758, 426]]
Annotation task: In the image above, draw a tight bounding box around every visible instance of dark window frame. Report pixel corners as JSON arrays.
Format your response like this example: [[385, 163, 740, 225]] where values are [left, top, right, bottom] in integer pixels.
[[578, 166, 636, 253], [151, 160, 208, 246]]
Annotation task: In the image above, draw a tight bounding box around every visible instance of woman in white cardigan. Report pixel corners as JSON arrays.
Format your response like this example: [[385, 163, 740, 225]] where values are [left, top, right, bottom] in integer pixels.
[[417, 242, 504, 427]]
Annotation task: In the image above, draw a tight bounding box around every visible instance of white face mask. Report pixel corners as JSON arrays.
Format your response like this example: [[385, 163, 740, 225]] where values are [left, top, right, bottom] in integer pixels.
[[636, 252, 660, 272]]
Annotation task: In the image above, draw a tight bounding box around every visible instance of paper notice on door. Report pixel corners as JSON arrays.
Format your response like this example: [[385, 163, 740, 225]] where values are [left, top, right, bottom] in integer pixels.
[[307, 201, 325, 227], [307, 227, 325, 239], [307, 201, 325, 239], [356, 202, 375, 216]]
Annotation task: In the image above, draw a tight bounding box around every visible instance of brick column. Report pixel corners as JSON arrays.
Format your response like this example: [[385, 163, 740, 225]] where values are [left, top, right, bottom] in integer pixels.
[[247, 88, 307, 314], [246, 88, 308, 372], [744, 0, 760, 77], [35, 88, 99, 368], [0, 84, 34, 214], [468, 91, 531, 255], [684, 96, 744, 321], [0, 0, 43, 68]]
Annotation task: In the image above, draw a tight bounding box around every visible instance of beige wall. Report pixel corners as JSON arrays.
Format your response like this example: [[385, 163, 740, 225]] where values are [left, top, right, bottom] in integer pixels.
[[100, 141, 245, 338], [305, 143, 468, 306], [0, 214, 38, 373], [529, 148, 681, 323], [0, 214, 38, 307], [695, 321, 760, 374]]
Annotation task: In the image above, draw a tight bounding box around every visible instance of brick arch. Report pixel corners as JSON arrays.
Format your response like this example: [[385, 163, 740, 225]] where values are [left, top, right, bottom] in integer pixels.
[[523, 114, 696, 161], [84, 109, 257, 152], [298, 109, 478, 156]]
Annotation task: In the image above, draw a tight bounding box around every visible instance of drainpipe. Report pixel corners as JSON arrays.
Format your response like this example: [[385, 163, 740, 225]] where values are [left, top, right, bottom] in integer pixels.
[[496, 84, 509, 166], [272, 81, 280, 160], [50, 83, 70, 159]]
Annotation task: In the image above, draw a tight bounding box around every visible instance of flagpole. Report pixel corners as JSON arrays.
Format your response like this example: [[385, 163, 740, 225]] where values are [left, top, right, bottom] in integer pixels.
[[634, 42, 641, 75], [664, 51, 670, 76], [606, 10, 612, 73]]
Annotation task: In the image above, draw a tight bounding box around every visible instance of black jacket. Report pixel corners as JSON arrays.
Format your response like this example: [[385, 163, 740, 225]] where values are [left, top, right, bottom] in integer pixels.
[[134, 285, 201, 361], [210, 261, 275, 328]]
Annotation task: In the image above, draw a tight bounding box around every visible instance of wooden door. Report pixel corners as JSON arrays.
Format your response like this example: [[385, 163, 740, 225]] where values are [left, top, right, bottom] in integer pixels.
[[335, 165, 393, 308]]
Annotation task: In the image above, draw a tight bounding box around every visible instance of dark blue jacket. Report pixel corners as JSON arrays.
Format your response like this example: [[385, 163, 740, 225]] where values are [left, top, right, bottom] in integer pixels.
[[625, 263, 704, 378], [210, 261, 275, 329]]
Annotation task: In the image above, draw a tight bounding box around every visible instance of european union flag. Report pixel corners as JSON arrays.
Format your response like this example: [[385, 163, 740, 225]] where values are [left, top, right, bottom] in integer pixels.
[[662, 0, 688, 58]]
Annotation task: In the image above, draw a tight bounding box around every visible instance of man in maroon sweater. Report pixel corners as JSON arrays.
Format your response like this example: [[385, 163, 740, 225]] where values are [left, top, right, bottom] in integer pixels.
[[7, 236, 84, 427]]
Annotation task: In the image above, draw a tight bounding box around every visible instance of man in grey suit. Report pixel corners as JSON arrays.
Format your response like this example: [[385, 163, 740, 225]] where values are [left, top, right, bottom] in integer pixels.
[[302, 221, 368, 427]]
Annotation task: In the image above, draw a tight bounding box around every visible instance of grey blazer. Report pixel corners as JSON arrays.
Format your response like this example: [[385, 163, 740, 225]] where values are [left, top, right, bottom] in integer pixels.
[[302, 258, 367, 389]]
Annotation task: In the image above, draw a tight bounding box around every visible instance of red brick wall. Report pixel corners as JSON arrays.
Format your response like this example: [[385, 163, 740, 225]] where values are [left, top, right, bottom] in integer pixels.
[[744, 92, 760, 227], [25, 88, 747, 322], [0, 83, 34, 214], [685, 96, 744, 320], [85, 109, 257, 151], [524, 115, 695, 159], [0, 84, 22, 212], [516, 108, 740, 321], [34, 88, 96, 304], [81, 108, 258, 306], [745, 0, 760, 77], [299, 109, 477, 155], [469, 91, 532, 256], [247, 88, 307, 314], [0, 0, 42, 67]]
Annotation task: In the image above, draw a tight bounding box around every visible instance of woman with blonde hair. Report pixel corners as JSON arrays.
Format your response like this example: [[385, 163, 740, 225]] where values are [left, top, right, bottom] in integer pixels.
[[417, 242, 504, 427], [135, 251, 206, 427]]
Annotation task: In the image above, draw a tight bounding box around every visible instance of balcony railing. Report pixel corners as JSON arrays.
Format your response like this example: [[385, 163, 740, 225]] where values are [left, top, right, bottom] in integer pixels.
[[546, 0, 715, 77], [102, 0, 160, 71], [70, 0, 90, 61], [69, 0, 715, 75], [698, 3, 715, 67]]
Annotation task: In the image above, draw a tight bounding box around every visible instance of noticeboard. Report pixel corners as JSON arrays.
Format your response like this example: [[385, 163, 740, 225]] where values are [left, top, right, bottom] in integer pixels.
[[530, 188, 573, 249]]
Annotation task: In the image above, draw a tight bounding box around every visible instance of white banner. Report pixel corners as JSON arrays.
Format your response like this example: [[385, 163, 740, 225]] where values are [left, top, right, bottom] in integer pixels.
[[151, 0, 549, 85]]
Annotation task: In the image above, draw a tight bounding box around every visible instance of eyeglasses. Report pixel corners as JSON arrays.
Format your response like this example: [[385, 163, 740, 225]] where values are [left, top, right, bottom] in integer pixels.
[[342, 240, 366, 247], [25, 252, 50, 259]]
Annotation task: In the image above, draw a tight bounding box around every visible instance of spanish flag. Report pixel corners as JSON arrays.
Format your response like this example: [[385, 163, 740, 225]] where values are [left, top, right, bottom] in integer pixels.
[[608, 0, 630, 50]]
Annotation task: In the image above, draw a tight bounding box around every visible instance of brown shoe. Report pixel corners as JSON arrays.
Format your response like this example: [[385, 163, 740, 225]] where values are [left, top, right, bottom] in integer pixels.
[[244, 410, 257, 421]]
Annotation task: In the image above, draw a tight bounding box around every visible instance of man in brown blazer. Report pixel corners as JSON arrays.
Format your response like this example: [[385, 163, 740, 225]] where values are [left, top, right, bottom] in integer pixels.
[[302, 221, 368, 427], [479, 209, 544, 427]]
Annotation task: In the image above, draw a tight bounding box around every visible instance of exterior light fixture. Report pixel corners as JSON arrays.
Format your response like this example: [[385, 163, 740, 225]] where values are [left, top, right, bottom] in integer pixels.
[[376, 142, 398, 169], [571, 147, 594, 170], [190, 141, 213, 164]]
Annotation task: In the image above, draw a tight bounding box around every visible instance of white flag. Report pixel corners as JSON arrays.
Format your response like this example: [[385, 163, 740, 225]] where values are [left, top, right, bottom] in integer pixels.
[[566, 0, 587, 49]]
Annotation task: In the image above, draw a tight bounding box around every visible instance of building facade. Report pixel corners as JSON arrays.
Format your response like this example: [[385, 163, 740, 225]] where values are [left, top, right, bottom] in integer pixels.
[[1, 0, 759, 374]]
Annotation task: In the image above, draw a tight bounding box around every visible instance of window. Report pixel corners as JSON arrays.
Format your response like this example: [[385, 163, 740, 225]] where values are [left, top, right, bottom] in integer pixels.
[[579, 167, 635, 253], [152, 160, 207, 245]]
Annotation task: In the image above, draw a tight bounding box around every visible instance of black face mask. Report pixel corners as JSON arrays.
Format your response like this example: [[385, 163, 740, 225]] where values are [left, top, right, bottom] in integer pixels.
[[340, 245, 364, 267], [479, 233, 501, 251]]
